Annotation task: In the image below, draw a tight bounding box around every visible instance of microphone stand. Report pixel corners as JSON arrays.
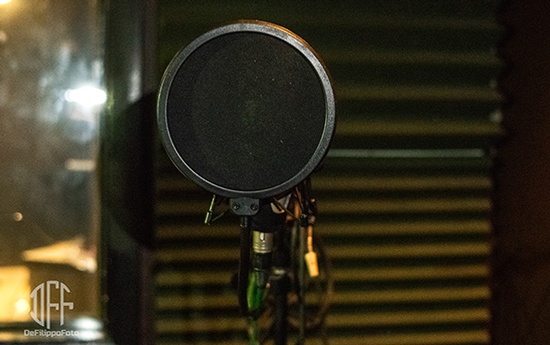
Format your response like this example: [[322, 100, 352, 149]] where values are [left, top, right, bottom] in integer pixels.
[[209, 179, 322, 345], [232, 198, 288, 345]]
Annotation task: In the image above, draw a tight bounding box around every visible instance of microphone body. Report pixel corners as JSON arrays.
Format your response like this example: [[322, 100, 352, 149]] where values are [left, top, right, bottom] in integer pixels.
[[247, 202, 285, 314]]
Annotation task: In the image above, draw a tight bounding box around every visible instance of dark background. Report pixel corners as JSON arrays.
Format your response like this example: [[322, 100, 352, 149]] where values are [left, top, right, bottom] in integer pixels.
[[153, 1, 501, 345]]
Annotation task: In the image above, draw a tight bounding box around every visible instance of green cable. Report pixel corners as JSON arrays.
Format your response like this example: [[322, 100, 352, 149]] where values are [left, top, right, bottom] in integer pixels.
[[247, 270, 268, 345], [247, 271, 266, 314], [247, 316, 260, 345]]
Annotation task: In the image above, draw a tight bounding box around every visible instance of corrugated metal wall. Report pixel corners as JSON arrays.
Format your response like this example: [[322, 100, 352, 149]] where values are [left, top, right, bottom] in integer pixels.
[[154, 1, 501, 344]]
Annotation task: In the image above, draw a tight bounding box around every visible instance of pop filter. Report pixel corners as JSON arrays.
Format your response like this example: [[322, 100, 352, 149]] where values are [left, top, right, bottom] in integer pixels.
[[157, 20, 335, 200]]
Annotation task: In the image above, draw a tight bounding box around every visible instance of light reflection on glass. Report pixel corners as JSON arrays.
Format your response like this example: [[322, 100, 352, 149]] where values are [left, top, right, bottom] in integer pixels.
[[0, 0, 104, 341], [64, 86, 106, 107]]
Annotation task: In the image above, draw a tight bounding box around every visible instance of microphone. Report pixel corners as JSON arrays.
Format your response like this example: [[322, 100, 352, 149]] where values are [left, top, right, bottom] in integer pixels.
[[248, 230, 273, 314], [247, 201, 285, 314], [156, 21, 336, 339], [252, 231, 274, 279]]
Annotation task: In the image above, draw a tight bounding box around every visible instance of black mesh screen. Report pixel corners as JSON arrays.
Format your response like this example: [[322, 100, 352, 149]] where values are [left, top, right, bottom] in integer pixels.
[[166, 32, 326, 192]]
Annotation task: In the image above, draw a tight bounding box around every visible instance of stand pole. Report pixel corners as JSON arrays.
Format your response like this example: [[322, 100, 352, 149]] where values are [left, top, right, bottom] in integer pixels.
[[297, 214, 307, 345], [238, 216, 252, 316], [271, 270, 290, 345]]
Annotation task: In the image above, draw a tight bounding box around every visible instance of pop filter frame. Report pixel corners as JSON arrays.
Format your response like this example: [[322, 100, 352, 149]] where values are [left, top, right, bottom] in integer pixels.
[[157, 20, 335, 199]]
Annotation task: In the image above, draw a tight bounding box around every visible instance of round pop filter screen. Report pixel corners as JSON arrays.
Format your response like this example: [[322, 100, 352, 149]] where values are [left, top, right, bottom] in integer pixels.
[[158, 21, 335, 199]]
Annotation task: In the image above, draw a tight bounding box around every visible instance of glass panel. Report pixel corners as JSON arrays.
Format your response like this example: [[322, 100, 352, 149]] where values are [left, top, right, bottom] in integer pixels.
[[0, 0, 104, 341]]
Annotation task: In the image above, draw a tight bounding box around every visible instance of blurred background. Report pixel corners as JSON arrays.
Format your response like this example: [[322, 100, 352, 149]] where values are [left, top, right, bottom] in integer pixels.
[[0, 0, 504, 344], [153, 1, 500, 345]]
